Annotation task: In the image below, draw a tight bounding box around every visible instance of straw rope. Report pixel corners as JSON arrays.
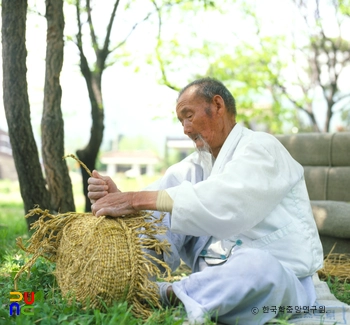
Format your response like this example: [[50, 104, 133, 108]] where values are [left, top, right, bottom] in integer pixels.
[[318, 253, 350, 283], [15, 154, 172, 319], [63, 154, 92, 176], [317, 245, 350, 283]]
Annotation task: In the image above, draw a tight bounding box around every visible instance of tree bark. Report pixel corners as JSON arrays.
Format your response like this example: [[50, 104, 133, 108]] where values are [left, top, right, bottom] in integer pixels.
[[75, 0, 118, 212], [76, 68, 104, 212], [74, 0, 156, 211], [2, 0, 51, 229], [41, 0, 75, 213]]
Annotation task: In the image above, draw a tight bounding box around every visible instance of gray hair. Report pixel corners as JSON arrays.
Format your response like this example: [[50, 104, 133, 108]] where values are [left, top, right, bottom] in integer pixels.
[[178, 77, 236, 115]]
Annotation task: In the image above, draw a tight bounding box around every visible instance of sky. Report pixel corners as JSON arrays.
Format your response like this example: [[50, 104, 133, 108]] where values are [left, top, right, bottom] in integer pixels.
[[0, 0, 184, 155], [0, 0, 349, 157]]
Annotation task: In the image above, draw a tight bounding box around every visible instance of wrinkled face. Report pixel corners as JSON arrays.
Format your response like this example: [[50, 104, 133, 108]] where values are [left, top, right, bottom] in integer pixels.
[[176, 87, 226, 157]]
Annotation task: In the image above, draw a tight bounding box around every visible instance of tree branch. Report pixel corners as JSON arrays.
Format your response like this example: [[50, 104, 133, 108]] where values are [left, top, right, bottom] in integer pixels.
[[75, 0, 93, 91], [151, 0, 180, 91], [336, 92, 350, 103], [75, 0, 84, 56], [85, 0, 99, 56], [102, 0, 120, 55], [110, 9, 154, 52]]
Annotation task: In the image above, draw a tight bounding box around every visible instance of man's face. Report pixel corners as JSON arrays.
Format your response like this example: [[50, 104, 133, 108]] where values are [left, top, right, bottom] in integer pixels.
[[176, 87, 225, 157]]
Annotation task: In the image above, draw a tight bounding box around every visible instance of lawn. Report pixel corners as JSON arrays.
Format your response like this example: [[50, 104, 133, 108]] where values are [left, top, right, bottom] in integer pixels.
[[0, 177, 349, 325], [0, 176, 190, 325], [0, 176, 194, 325]]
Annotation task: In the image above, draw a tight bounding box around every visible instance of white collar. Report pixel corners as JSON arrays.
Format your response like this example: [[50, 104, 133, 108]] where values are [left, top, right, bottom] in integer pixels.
[[211, 123, 244, 175]]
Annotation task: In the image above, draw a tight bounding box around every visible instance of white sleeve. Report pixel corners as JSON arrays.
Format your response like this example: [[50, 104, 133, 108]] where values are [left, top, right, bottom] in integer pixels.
[[166, 140, 303, 239]]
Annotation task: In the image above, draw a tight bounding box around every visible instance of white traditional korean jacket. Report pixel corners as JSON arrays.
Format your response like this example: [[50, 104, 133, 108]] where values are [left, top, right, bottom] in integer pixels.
[[151, 123, 323, 278]]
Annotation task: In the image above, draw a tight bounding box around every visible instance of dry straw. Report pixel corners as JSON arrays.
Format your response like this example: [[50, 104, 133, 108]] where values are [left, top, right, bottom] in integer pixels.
[[317, 245, 350, 283], [15, 154, 171, 319]]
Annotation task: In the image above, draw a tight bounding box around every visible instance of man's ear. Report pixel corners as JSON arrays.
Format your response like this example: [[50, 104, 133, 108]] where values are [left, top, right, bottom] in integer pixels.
[[212, 95, 225, 116]]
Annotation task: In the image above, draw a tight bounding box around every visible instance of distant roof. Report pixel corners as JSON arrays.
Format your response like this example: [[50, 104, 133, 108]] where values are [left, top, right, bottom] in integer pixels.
[[100, 150, 160, 165]]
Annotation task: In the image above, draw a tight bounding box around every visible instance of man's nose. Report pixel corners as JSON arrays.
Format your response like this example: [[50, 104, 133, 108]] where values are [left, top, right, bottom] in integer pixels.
[[183, 120, 192, 135]]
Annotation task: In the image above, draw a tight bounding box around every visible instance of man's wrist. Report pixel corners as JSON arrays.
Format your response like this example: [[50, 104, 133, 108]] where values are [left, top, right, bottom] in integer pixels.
[[132, 191, 158, 211]]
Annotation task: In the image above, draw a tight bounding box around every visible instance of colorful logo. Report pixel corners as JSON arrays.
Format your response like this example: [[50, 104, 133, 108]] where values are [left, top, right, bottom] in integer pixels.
[[9, 291, 35, 316]]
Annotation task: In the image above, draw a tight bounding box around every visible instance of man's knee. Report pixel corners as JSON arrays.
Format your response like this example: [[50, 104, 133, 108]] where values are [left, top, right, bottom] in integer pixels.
[[229, 248, 286, 282]]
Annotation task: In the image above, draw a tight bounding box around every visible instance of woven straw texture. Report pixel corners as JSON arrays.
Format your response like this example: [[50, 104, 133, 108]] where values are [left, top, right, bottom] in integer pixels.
[[16, 208, 171, 319], [318, 252, 350, 282]]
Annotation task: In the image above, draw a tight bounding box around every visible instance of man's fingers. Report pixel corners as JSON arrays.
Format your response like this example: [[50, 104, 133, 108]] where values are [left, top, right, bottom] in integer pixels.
[[92, 170, 103, 178], [88, 191, 108, 200], [91, 205, 109, 217], [88, 184, 108, 192], [88, 177, 106, 185], [92, 170, 110, 183], [95, 208, 108, 217], [94, 207, 134, 218], [90, 170, 120, 194], [91, 203, 136, 218], [90, 192, 137, 218]]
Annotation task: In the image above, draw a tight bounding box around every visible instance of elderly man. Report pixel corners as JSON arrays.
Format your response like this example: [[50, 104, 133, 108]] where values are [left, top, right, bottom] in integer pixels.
[[88, 78, 323, 325]]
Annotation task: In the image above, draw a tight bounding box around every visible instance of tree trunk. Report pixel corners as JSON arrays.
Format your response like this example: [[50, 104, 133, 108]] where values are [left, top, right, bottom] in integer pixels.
[[76, 69, 104, 212], [41, 0, 75, 213], [74, 0, 127, 211], [2, 0, 51, 229]]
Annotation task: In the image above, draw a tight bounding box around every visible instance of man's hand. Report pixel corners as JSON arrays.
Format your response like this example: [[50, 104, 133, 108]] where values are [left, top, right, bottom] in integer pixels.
[[91, 191, 159, 217], [87, 170, 120, 204], [91, 192, 136, 217]]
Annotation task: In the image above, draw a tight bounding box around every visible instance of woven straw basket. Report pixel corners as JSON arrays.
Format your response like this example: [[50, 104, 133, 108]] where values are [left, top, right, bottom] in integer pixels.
[[15, 208, 171, 319]]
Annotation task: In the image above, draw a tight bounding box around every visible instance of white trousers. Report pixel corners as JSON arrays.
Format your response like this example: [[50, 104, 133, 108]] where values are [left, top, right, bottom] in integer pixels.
[[172, 247, 316, 325], [146, 156, 317, 324]]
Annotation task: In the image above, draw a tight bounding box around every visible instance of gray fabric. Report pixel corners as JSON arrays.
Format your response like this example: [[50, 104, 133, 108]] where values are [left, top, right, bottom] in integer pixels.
[[319, 235, 350, 255], [311, 200, 350, 238], [275, 132, 350, 167], [327, 167, 350, 201], [304, 166, 350, 201], [331, 132, 350, 166]]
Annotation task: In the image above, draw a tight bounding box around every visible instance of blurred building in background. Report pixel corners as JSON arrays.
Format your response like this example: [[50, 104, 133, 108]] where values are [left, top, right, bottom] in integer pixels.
[[0, 129, 17, 181], [165, 136, 194, 165], [100, 150, 160, 178]]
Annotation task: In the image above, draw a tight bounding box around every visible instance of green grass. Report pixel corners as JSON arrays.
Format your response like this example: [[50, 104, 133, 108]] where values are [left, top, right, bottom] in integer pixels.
[[0, 183, 202, 325], [0, 202, 28, 262], [326, 277, 350, 306], [1, 177, 349, 324], [0, 203, 190, 325]]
